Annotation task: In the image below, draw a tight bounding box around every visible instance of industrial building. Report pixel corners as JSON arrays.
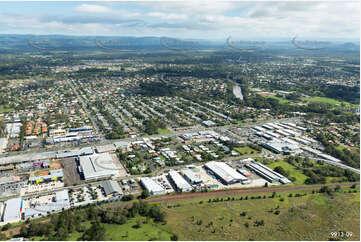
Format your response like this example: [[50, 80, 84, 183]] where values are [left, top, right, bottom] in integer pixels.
[[246, 162, 291, 184], [181, 169, 202, 184], [168, 170, 193, 192], [3, 197, 22, 222], [275, 129, 290, 137], [78, 153, 118, 180], [23, 190, 70, 220], [140, 177, 166, 196], [101, 180, 123, 197], [261, 124, 274, 130], [204, 161, 248, 185], [252, 126, 265, 132], [261, 140, 299, 154]]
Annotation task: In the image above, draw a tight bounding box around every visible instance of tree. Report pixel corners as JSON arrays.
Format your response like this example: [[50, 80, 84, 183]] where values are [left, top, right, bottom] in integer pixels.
[[140, 189, 150, 199], [81, 221, 105, 241], [171, 234, 178, 241]]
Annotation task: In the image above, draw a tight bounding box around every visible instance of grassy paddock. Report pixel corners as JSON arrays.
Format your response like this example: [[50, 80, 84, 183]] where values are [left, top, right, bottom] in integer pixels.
[[162, 189, 360, 241]]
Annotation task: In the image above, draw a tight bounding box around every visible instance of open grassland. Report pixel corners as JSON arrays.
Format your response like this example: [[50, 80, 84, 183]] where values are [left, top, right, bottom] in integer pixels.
[[161, 188, 360, 241], [0, 105, 14, 113], [267, 160, 308, 185], [302, 96, 359, 107]]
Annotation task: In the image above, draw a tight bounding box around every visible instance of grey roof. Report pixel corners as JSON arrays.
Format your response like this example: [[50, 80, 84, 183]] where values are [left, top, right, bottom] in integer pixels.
[[102, 180, 123, 196], [55, 189, 70, 203], [79, 154, 117, 180], [168, 170, 192, 191], [3, 197, 21, 222]]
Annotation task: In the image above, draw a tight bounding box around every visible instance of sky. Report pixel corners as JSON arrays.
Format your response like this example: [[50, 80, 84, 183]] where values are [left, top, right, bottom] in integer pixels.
[[0, 1, 359, 41]]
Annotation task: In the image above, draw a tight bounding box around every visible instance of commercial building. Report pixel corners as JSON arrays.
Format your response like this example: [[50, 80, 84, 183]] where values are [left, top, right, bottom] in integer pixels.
[[102, 180, 123, 197], [24, 190, 70, 220], [139, 177, 166, 196], [28, 169, 64, 184], [262, 124, 274, 130], [261, 140, 299, 154], [252, 126, 265, 132], [181, 169, 202, 184], [168, 170, 193, 192], [246, 162, 291, 184], [3, 197, 22, 222], [204, 161, 248, 185], [79, 153, 118, 180]]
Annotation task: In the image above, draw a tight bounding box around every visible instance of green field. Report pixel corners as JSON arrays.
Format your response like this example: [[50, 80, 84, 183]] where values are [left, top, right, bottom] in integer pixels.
[[234, 146, 261, 156], [301, 96, 359, 107], [157, 128, 171, 134], [0, 105, 14, 113], [266, 96, 291, 104], [162, 189, 360, 241], [267, 160, 309, 185]]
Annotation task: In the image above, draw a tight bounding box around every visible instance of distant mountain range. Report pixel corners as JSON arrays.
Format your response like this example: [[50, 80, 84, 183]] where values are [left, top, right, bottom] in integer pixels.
[[0, 34, 359, 53]]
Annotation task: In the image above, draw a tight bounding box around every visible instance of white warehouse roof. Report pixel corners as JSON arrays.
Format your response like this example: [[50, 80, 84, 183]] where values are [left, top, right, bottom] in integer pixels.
[[3, 197, 22, 222], [168, 170, 192, 192], [205, 161, 247, 184], [140, 177, 166, 196], [79, 153, 118, 180]]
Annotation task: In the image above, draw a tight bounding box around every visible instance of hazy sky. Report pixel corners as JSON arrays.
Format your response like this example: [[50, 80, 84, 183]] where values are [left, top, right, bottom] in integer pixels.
[[0, 1, 359, 40]]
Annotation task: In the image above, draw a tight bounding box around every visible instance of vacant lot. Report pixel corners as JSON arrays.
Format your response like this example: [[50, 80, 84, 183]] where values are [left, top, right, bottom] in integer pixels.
[[267, 160, 308, 185], [162, 189, 360, 241]]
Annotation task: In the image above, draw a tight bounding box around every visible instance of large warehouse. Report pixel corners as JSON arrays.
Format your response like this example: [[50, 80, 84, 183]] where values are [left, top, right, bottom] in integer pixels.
[[139, 177, 166, 196], [168, 170, 193, 192], [3, 197, 22, 223], [79, 153, 118, 180], [246, 162, 291, 184], [181, 168, 202, 184], [204, 161, 248, 185]]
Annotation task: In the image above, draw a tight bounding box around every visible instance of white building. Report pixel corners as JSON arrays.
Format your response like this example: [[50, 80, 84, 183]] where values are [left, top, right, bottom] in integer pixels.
[[168, 170, 193, 192], [205, 161, 248, 184], [79, 153, 118, 180], [140, 177, 166, 196], [3, 197, 22, 223]]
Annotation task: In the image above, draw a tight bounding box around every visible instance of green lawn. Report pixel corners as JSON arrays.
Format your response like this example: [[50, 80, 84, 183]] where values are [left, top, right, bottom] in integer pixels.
[[234, 146, 261, 156], [266, 96, 291, 104], [0, 105, 14, 113], [301, 96, 359, 107], [157, 128, 171, 135], [267, 160, 308, 185]]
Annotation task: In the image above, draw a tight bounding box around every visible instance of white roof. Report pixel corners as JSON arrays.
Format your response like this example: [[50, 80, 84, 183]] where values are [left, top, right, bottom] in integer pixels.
[[140, 177, 165, 194], [3, 197, 21, 222], [79, 153, 117, 180], [205, 161, 247, 183], [181, 169, 202, 183], [169, 170, 192, 191]]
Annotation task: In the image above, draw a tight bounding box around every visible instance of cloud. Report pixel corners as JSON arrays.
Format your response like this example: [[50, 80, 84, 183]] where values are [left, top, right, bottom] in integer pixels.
[[0, 1, 358, 39], [75, 4, 110, 13], [147, 12, 188, 21]]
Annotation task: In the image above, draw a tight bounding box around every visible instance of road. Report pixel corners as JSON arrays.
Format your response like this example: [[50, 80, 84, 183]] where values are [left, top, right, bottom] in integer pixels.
[[67, 79, 108, 143]]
